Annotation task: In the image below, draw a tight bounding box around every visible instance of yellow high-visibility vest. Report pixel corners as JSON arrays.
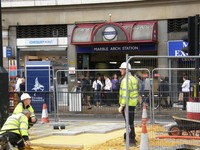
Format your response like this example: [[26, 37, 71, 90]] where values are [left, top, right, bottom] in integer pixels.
[[0, 113, 29, 137], [13, 102, 35, 118], [119, 73, 138, 106]]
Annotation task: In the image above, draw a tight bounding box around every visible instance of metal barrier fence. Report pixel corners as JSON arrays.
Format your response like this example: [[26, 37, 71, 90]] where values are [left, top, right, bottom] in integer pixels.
[[8, 57, 200, 119], [8, 55, 200, 149]]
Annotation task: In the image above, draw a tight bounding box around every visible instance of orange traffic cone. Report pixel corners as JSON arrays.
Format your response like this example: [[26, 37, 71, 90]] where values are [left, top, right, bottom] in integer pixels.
[[41, 103, 49, 123], [141, 103, 148, 123], [140, 122, 149, 150]]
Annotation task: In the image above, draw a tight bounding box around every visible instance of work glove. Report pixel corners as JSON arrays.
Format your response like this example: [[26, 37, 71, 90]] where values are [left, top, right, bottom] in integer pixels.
[[118, 105, 124, 113], [25, 140, 31, 146]]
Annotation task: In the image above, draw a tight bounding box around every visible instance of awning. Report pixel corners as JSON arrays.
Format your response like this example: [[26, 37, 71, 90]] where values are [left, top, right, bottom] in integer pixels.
[[71, 21, 157, 45], [130, 21, 157, 43], [71, 24, 96, 45]]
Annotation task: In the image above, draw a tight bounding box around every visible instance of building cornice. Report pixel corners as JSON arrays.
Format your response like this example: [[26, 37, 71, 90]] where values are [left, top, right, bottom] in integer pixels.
[[2, 0, 200, 12]]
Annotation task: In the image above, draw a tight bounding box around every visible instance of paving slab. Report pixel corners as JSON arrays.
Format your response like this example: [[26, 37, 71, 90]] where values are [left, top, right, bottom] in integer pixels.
[[29, 121, 125, 149]]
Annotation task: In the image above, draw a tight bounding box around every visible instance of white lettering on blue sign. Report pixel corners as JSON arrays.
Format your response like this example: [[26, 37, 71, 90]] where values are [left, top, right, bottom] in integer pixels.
[[32, 97, 44, 102], [122, 46, 139, 51], [110, 47, 121, 50], [175, 50, 188, 56], [94, 47, 109, 51], [93, 45, 140, 52], [183, 41, 188, 47]]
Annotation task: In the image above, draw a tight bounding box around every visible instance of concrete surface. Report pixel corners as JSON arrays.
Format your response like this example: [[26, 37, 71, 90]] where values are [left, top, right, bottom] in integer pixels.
[[27, 106, 189, 149], [29, 120, 126, 149], [27, 116, 200, 150]]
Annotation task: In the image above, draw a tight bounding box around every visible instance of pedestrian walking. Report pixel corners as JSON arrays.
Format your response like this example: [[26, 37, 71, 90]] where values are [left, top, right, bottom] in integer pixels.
[[71, 80, 81, 92], [157, 76, 169, 108], [118, 62, 139, 146], [111, 73, 120, 104], [19, 77, 26, 98], [81, 76, 92, 109], [92, 76, 103, 107], [103, 74, 112, 106], [181, 75, 190, 110]]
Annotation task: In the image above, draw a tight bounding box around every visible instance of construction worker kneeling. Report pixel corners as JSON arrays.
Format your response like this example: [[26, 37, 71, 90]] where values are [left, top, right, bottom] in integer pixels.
[[0, 109, 31, 149], [13, 93, 37, 128]]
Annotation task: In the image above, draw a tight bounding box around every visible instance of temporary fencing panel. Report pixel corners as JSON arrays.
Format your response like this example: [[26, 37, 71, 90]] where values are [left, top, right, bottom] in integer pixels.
[[9, 55, 200, 149]]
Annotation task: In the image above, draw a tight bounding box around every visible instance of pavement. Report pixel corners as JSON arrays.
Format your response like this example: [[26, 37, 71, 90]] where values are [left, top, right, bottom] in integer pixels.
[[27, 108, 200, 150], [28, 110, 176, 150], [26, 104, 191, 149], [29, 118, 126, 149]]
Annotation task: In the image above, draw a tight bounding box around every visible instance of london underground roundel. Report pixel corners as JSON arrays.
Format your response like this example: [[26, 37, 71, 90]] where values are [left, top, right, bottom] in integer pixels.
[[103, 26, 117, 41]]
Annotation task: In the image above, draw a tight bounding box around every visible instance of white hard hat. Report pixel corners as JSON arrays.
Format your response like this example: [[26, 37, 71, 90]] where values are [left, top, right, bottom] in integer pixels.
[[119, 62, 131, 70], [21, 93, 31, 101]]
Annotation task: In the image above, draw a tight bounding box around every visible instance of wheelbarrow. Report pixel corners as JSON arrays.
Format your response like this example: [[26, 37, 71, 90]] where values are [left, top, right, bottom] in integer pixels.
[[168, 116, 200, 136]]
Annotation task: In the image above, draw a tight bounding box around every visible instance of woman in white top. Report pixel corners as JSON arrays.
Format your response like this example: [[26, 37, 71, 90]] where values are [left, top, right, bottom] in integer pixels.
[[181, 75, 190, 110], [103, 74, 112, 106], [92, 76, 103, 106]]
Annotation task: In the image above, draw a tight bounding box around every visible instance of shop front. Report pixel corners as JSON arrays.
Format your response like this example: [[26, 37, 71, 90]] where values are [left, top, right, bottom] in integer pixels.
[[16, 37, 68, 76]]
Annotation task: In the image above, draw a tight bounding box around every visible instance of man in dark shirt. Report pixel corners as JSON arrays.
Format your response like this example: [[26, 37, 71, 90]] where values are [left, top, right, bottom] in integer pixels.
[[81, 76, 91, 109]]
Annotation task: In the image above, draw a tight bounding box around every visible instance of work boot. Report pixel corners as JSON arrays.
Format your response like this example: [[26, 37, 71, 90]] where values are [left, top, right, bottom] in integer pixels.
[[123, 140, 137, 147], [129, 139, 137, 147], [129, 142, 136, 147]]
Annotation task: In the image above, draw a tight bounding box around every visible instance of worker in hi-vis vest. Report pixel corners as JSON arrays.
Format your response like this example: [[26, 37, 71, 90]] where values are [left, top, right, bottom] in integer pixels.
[[13, 93, 37, 128], [0, 109, 31, 149], [118, 62, 139, 146]]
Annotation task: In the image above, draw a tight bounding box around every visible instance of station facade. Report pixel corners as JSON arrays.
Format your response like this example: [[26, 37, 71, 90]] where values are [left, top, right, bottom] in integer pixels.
[[1, 0, 200, 79]]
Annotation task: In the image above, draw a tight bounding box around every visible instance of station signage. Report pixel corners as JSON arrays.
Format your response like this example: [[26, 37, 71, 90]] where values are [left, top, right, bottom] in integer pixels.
[[3, 46, 12, 58], [93, 45, 139, 52], [103, 26, 117, 41], [77, 44, 156, 53], [168, 40, 188, 56], [168, 40, 195, 61]]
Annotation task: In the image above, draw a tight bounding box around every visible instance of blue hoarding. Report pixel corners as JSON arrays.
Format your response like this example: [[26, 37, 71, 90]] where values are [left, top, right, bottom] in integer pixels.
[[26, 61, 52, 112]]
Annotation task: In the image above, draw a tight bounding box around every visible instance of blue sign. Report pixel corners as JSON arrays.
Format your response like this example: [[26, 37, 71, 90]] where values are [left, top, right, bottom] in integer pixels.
[[77, 43, 156, 53], [168, 40, 188, 56], [6, 47, 12, 58], [26, 61, 52, 112]]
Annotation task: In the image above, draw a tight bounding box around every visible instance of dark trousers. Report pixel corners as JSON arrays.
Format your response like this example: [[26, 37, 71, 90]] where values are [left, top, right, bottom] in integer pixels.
[[111, 89, 119, 104], [104, 90, 111, 106], [3, 132, 25, 150], [122, 106, 136, 142], [183, 92, 189, 110], [93, 91, 102, 105]]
